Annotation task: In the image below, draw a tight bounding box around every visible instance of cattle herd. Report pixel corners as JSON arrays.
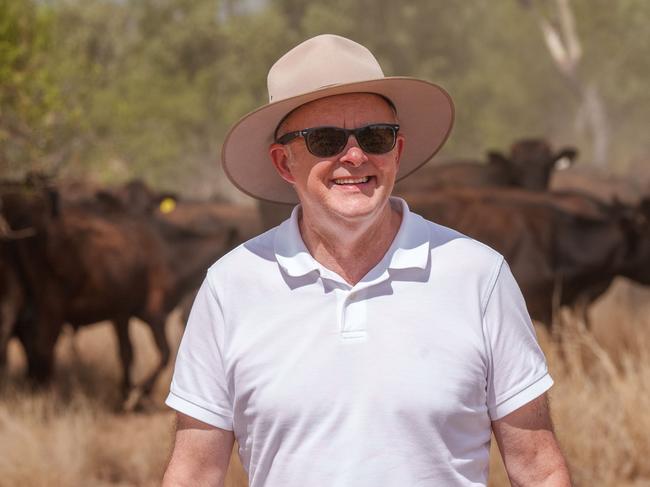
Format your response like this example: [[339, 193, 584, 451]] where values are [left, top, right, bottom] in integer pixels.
[[0, 176, 258, 407], [1, 138, 649, 407]]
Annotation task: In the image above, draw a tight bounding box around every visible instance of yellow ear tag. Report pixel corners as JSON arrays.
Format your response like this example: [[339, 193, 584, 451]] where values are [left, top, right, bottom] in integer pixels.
[[159, 197, 176, 214]]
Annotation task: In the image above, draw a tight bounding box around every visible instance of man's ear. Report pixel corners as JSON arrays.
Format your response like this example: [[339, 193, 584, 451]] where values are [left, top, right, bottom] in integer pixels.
[[269, 143, 296, 184]]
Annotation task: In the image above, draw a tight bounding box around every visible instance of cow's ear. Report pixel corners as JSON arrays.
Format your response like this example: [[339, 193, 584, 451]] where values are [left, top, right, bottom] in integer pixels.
[[554, 147, 578, 170], [487, 151, 510, 169]]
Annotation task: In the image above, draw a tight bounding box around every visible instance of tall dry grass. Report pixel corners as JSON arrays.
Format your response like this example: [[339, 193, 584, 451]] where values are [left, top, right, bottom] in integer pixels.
[[1, 279, 649, 486], [488, 279, 650, 487]]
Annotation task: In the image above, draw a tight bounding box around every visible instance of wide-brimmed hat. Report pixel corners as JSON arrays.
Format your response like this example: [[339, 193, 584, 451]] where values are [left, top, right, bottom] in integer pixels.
[[221, 34, 454, 204]]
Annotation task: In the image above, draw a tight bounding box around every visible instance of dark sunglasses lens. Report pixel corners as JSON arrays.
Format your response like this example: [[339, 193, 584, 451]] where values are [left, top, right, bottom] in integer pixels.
[[358, 125, 397, 154], [306, 127, 347, 157]]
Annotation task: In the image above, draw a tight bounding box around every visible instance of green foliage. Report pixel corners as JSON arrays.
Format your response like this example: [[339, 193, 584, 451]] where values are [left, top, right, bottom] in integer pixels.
[[2, 0, 649, 193], [0, 0, 60, 175], [573, 0, 650, 167]]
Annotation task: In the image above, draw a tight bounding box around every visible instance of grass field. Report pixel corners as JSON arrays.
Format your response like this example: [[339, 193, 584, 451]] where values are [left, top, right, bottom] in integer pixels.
[[1, 278, 649, 487]]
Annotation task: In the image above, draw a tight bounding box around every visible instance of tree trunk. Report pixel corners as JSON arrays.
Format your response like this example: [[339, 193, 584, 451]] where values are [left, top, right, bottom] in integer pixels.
[[520, 0, 610, 167]]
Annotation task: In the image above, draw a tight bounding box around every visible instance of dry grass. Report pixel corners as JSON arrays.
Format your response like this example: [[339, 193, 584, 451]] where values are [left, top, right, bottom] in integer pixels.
[[490, 278, 650, 487], [1, 280, 649, 486]]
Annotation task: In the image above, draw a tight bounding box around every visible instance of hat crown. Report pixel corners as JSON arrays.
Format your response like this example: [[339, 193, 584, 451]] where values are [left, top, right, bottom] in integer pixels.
[[267, 34, 385, 103]]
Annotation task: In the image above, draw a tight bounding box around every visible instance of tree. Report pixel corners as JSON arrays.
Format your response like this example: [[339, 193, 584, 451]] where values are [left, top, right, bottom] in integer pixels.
[[5, 0, 647, 191], [0, 0, 60, 175], [519, 0, 610, 167]]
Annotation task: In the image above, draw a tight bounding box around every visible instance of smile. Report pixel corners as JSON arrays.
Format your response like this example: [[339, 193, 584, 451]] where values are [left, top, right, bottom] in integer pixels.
[[333, 176, 370, 185]]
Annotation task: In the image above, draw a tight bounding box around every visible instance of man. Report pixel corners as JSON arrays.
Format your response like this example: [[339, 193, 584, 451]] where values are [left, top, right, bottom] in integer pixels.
[[163, 34, 571, 486]]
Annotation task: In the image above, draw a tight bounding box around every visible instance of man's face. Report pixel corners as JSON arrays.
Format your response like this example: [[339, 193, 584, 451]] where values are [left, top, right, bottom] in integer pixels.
[[269, 93, 404, 225]]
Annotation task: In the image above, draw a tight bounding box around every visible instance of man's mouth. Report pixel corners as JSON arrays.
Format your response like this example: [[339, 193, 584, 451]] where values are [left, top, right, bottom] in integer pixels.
[[332, 176, 371, 185]]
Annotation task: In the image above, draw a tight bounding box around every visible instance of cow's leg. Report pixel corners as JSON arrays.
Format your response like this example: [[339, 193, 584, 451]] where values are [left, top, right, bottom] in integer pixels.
[[111, 317, 133, 401], [17, 313, 63, 385], [0, 299, 16, 372], [123, 314, 170, 411], [0, 273, 24, 373], [140, 314, 170, 396]]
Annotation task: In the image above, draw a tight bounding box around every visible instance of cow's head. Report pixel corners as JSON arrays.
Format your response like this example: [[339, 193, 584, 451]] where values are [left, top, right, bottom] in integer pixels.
[[95, 180, 178, 215], [0, 182, 58, 238], [488, 139, 578, 190]]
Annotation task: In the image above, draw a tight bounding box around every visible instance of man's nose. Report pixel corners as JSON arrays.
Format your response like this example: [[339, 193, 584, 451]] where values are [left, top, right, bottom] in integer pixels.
[[338, 137, 368, 166]]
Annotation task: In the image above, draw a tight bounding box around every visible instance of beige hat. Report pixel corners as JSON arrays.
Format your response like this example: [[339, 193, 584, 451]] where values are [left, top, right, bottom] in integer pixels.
[[221, 34, 454, 204]]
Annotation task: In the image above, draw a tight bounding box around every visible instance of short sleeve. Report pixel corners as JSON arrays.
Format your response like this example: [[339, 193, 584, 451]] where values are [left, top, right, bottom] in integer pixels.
[[482, 258, 553, 420], [165, 276, 234, 430]]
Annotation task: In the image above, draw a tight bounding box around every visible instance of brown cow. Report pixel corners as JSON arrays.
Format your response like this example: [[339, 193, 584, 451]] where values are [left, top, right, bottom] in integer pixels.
[[1, 182, 239, 405], [406, 188, 650, 330], [160, 199, 262, 326]]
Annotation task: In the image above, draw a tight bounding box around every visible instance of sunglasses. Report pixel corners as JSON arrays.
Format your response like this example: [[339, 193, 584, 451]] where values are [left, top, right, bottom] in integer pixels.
[[275, 123, 400, 158]]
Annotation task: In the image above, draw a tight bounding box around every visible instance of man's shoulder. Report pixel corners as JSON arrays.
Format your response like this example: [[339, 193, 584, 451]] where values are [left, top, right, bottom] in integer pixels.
[[415, 212, 503, 260], [412, 211, 504, 278]]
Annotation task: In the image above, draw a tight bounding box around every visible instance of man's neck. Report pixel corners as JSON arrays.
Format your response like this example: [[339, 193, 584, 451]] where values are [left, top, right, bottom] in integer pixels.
[[298, 200, 402, 286]]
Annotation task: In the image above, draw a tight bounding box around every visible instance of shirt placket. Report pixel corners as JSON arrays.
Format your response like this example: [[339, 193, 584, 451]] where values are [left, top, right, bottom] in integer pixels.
[[336, 287, 368, 340]]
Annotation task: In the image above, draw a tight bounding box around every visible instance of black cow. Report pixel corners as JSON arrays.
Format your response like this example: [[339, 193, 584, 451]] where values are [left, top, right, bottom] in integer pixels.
[[407, 188, 650, 330]]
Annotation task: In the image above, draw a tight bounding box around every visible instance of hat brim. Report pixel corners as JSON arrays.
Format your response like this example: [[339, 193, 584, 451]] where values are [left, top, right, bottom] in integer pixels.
[[221, 77, 454, 204]]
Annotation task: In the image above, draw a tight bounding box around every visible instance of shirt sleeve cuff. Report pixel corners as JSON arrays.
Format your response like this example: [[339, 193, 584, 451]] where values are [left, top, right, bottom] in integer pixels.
[[489, 373, 554, 420], [165, 390, 234, 431]]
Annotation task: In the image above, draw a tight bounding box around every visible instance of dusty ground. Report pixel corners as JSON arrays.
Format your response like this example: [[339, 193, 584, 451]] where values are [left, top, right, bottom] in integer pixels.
[[1, 278, 649, 486]]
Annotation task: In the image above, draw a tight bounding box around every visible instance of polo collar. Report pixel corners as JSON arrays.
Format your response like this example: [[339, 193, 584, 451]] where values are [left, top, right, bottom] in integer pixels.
[[273, 197, 430, 280], [274, 205, 319, 278], [383, 197, 430, 271]]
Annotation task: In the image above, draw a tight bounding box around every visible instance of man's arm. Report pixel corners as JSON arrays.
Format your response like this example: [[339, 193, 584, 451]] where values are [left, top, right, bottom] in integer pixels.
[[163, 412, 235, 487], [492, 393, 572, 487]]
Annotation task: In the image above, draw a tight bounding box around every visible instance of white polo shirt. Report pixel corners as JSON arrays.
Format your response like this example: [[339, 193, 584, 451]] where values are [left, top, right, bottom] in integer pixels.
[[166, 197, 552, 487]]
